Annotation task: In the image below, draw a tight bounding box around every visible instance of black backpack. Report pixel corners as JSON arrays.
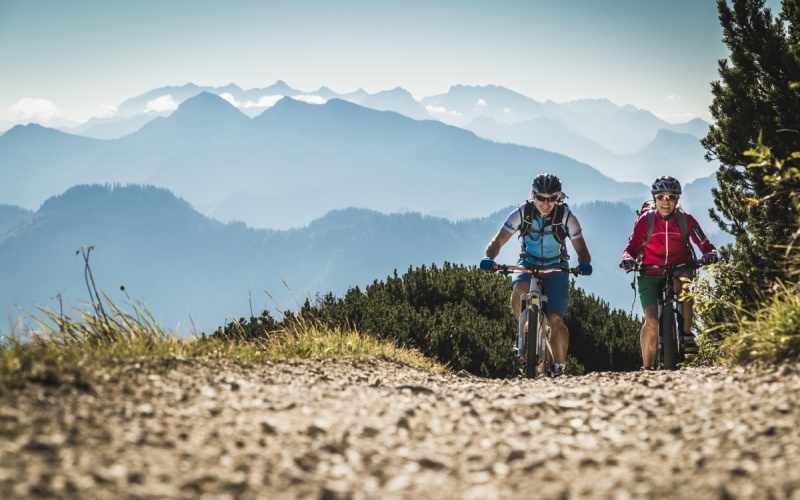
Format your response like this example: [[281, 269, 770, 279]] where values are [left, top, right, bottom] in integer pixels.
[[519, 198, 569, 244]]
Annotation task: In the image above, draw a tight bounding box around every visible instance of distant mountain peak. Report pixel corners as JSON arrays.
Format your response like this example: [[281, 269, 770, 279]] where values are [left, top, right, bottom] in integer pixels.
[[169, 92, 247, 121], [270, 95, 309, 109], [218, 82, 243, 93], [181, 91, 229, 106], [374, 87, 413, 97], [4, 123, 46, 135], [1, 122, 80, 141], [265, 80, 295, 94], [127, 91, 250, 143]]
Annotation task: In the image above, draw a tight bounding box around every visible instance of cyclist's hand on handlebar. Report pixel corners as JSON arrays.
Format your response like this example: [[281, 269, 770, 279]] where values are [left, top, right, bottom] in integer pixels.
[[479, 257, 496, 271], [701, 252, 718, 265], [620, 259, 637, 271], [577, 263, 592, 276]]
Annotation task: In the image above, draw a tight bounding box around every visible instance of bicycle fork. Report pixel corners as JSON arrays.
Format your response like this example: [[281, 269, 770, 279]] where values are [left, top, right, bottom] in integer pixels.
[[517, 290, 548, 358]]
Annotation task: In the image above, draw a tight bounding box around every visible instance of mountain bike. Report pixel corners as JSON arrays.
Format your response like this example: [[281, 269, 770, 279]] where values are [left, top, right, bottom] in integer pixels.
[[624, 261, 703, 370], [493, 264, 579, 379]]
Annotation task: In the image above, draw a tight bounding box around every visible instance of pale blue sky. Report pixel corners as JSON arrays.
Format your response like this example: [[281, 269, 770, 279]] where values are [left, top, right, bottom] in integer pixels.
[[0, 0, 785, 124]]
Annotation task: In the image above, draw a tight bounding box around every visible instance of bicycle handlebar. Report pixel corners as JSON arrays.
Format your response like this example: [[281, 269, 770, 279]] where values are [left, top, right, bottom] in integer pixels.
[[620, 260, 706, 274], [492, 264, 580, 276]]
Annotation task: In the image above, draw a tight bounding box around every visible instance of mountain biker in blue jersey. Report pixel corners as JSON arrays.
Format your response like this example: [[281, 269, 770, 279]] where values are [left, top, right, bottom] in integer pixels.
[[479, 172, 593, 377]]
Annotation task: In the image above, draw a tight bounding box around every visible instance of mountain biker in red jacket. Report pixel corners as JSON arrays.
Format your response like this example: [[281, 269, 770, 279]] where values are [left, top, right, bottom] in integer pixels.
[[620, 175, 718, 370]]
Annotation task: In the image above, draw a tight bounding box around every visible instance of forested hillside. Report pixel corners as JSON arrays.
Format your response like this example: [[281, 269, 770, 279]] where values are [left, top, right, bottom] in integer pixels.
[[1, 184, 653, 336]]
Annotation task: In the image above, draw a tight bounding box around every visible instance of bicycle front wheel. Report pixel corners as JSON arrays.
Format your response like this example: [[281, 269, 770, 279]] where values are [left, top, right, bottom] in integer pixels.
[[661, 301, 678, 370], [525, 304, 540, 379]]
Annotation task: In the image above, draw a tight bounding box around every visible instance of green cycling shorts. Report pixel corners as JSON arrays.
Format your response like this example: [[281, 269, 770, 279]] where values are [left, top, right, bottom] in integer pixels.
[[637, 268, 695, 310]]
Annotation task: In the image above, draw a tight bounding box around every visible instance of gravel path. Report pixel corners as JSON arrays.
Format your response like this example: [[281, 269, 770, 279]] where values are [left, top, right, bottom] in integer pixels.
[[1, 358, 799, 499]]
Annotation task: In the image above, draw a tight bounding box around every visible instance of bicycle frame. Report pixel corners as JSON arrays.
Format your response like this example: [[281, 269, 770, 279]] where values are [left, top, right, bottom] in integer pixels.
[[496, 265, 578, 378]]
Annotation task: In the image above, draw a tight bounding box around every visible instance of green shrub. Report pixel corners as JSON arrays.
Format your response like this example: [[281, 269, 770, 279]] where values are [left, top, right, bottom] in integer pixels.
[[564, 283, 642, 372], [234, 263, 643, 377]]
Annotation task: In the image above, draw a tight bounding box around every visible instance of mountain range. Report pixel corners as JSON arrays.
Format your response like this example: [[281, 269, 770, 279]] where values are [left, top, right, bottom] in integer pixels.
[[0, 82, 731, 334], [1, 82, 717, 186], [2, 184, 711, 335], [1, 87, 717, 231]]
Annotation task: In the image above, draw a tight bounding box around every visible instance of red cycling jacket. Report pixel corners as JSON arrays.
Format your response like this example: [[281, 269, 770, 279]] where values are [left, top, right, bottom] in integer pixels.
[[622, 210, 716, 268]]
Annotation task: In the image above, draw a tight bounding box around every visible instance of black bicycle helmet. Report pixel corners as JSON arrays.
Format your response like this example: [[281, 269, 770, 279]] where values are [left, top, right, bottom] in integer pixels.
[[651, 175, 682, 195], [532, 172, 562, 194]]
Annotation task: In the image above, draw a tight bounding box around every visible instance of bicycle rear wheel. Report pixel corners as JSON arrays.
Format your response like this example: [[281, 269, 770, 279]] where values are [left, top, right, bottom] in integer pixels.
[[661, 302, 678, 370], [525, 304, 540, 379]]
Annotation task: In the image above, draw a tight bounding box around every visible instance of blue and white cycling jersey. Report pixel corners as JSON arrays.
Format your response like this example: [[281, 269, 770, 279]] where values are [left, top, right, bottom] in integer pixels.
[[502, 202, 584, 267]]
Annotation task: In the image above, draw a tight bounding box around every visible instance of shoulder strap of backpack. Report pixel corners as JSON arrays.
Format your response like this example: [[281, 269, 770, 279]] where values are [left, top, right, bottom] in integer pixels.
[[676, 211, 696, 259], [676, 211, 688, 241], [551, 203, 568, 243], [645, 210, 655, 243], [519, 200, 536, 237]]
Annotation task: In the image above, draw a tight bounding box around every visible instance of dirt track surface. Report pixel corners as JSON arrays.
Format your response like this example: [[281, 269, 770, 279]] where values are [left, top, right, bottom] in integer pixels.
[[1, 358, 799, 499]]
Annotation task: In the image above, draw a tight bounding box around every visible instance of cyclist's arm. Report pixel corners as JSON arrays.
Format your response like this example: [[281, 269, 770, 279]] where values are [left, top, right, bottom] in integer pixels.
[[621, 216, 648, 261], [485, 206, 522, 259], [570, 235, 591, 265], [484, 227, 514, 259], [564, 210, 590, 264], [685, 213, 717, 255]]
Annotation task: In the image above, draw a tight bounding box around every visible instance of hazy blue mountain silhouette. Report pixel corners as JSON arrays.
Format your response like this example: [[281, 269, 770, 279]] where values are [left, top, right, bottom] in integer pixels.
[[0, 124, 106, 207], [1, 184, 731, 336], [2, 93, 648, 230], [540, 98, 703, 152], [617, 129, 714, 183], [0, 81, 731, 337], [465, 115, 616, 168], [223, 96, 647, 228], [419, 86, 709, 150], [128, 91, 251, 145], [2, 81, 718, 198], [0, 184, 497, 334], [466, 122, 716, 185], [70, 112, 166, 140], [115, 80, 299, 118], [53, 82, 711, 173], [44, 81, 367, 140], [420, 84, 547, 126], [0, 204, 33, 236], [68, 92, 252, 191], [358, 87, 431, 120]]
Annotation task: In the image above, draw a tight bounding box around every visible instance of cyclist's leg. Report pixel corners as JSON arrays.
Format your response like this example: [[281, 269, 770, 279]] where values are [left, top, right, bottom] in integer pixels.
[[641, 304, 658, 368], [510, 275, 531, 319], [674, 272, 698, 353], [673, 274, 693, 334], [548, 311, 567, 365], [541, 271, 569, 368], [637, 274, 661, 369], [510, 277, 531, 360]]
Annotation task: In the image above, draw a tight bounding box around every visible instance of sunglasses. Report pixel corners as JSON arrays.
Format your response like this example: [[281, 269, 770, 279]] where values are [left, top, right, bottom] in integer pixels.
[[655, 194, 679, 202], [534, 194, 558, 203]]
